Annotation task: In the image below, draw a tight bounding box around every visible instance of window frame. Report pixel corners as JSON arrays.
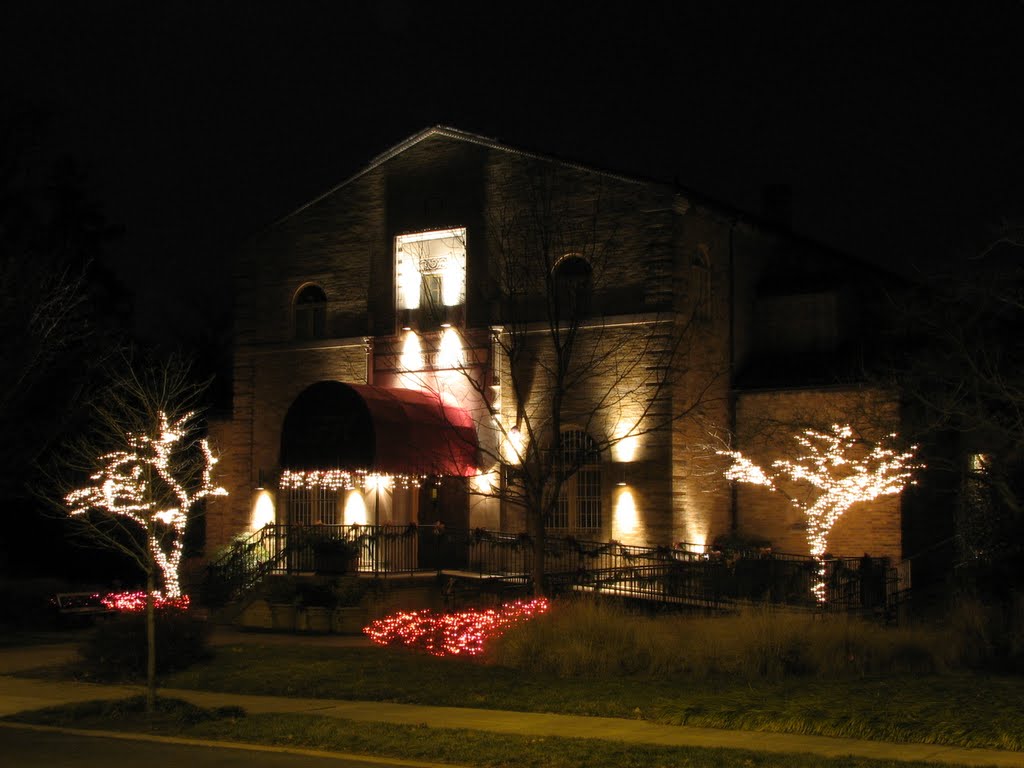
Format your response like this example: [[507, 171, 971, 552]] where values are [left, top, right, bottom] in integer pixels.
[[551, 429, 603, 533], [293, 283, 328, 340], [394, 227, 468, 330]]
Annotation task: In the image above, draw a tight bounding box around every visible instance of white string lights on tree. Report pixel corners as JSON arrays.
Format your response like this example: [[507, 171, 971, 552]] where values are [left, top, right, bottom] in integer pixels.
[[66, 411, 227, 600], [719, 424, 920, 603]]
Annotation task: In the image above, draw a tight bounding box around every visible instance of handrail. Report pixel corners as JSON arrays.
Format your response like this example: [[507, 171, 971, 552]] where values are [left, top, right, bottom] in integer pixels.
[[203, 525, 904, 617]]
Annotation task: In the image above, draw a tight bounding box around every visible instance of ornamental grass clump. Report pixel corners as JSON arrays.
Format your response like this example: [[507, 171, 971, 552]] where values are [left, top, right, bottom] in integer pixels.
[[489, 598, 953, 680]]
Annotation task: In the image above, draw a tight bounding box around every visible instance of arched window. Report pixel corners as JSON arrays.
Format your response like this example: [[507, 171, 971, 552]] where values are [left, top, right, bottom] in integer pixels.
[[552, 255, 593, 320], [551, 429, 602, 532], [294, 284, 327, 340]]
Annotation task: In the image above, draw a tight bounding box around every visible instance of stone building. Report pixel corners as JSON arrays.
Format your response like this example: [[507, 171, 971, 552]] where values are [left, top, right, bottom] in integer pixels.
[[206, 126, 903, 564]]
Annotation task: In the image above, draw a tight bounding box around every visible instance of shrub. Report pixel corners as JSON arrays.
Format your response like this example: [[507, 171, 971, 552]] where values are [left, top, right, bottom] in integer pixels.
[[78, 608, 211, 680], [947, 591, 1024, 673]]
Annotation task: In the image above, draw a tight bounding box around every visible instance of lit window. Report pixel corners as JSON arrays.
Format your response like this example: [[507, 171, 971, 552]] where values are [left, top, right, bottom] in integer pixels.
[[284, 486, 340, 526], [552, 430, 602, 532], [294, 284, 327, 340], [396, 228, 467, 329]]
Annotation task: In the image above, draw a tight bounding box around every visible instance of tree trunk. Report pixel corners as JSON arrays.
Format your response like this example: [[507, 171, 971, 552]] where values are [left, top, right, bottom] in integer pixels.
[[529, 512, 546, 597], [145, 568, 156, 715]]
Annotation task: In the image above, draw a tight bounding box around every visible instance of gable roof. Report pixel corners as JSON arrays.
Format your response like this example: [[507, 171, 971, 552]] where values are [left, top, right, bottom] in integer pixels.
[[260, 126, 890, 279], [273, 125, 660, 228]]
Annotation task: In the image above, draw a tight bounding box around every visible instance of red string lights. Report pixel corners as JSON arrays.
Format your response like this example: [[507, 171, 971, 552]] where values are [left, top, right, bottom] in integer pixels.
[[100, 590, 191, 612], [364, 597, 549, 656]]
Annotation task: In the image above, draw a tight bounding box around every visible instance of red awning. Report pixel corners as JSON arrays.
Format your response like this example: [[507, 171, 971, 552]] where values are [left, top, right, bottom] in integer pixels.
[[280, 381, 478, 477]]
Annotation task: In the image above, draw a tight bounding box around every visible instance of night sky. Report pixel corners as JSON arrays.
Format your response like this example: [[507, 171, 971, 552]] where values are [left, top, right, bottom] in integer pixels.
[[3, 1, 1023, 342]]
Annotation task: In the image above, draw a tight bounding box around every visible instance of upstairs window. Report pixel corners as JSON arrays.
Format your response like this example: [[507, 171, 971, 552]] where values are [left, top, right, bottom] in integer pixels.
[[552, 254, 592, 321], [396, 228, 467, 329], [294, 284, 327, 340], [692, 246, 711, 321]]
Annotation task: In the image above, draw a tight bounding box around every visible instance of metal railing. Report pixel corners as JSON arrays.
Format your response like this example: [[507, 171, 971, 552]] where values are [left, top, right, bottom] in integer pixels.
[[204, 524, 906, 616]]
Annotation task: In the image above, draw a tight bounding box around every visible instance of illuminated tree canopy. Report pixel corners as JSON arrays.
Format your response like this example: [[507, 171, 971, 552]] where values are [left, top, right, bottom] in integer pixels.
[[65, 410, 226, 598], [720, 424, 919, 601]]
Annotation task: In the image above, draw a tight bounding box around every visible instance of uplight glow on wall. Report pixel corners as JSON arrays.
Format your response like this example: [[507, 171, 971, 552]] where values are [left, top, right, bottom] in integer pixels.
[[504, 426, 525, 464], [437, 327, 464, 368], [614, 434, 639, 462], [470, 470, 497, 494], [613, 487, 638, 536], [251, 490, 276, 530], [344, 490, 368, 525], [400, 330, 424, 371]]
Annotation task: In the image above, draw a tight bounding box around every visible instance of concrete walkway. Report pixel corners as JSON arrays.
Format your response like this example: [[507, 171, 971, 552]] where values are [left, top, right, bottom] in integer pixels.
[[1, 638, 1022, 767]]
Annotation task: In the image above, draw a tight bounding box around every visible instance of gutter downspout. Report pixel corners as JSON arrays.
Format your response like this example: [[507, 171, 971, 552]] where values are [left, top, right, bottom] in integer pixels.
[[364, 337, 374, 385]]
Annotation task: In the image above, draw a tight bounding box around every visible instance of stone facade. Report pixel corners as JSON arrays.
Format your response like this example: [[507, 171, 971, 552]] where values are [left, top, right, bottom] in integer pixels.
[[206, 126, 906, 564]]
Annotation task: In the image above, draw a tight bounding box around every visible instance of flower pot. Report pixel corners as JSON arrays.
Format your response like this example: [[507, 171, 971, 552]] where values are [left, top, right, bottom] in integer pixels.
[[238, 599, 274, 629], [332, 606, 369, 635], [269, 602, 296, 631], [300, 605, 331, 633]]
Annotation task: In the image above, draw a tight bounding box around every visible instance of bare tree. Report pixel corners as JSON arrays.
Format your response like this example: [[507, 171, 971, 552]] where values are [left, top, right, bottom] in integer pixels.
[[0, 105, 116, 498], [883, 233, 1024, 576], [405, 167, 720, 594]]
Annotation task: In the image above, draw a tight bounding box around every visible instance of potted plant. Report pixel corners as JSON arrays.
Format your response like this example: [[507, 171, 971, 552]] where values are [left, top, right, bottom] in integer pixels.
[[311, 534, 359, 575], [297, 582, 336, 632], [331, 576, 369, 634]]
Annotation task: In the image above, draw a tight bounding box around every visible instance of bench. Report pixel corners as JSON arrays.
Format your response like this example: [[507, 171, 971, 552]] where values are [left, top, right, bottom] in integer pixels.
[[51, 592, 116, 625]]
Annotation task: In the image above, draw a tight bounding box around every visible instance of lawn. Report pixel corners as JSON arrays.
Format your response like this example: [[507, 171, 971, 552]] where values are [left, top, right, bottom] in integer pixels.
[[4, 695, 977, 768], [10, 597, 1024, 764], [160, 640, 1024, 752]]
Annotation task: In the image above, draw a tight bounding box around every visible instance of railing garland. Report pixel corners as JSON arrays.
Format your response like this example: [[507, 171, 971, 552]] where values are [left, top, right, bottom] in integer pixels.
[[205, 525, 903, 617], [470, 528, 533, 549]]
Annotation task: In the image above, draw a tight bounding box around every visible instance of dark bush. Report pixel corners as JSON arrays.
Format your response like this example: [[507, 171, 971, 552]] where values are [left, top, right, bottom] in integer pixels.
[[78, 609, 212, 679]]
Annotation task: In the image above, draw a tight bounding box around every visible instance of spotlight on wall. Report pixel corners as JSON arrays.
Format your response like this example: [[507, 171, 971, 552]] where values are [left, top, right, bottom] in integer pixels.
[[256, 469, 265, 491]]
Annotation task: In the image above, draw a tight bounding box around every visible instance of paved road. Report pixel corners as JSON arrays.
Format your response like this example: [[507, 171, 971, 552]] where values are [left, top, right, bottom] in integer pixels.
[[0, 724, 451, 768]]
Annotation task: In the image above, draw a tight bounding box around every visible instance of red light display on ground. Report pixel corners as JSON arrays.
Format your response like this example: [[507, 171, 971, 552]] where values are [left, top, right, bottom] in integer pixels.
[[364, 597, 549, 656], [100, 590, 191, 612]]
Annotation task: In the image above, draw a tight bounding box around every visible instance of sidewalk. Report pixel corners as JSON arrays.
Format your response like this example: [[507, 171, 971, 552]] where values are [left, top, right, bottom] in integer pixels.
[[1, 639, 1022, 767]]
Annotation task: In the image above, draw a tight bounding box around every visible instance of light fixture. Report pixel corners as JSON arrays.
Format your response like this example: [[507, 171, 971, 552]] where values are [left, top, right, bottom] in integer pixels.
[[256, 469, 265, 490]]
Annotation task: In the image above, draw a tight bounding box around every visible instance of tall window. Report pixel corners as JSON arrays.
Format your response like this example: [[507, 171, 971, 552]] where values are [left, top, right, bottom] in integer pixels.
[[692, 247, 711, 321], [396, 228, 467, 330], [294, 284, 327, 340], [552, 429, 602, 532]]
